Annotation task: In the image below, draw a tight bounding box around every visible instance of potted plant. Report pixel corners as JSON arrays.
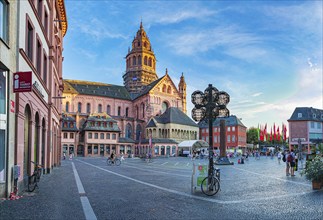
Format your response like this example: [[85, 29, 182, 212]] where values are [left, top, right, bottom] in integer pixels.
[[301, 155, 323, 190]]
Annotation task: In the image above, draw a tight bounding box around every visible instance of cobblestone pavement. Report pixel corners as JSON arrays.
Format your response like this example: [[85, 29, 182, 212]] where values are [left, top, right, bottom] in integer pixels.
[[1, 156, 322, 220]]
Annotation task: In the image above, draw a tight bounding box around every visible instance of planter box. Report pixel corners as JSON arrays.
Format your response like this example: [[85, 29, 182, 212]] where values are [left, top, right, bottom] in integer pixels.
[[312, 180, 322, 190]]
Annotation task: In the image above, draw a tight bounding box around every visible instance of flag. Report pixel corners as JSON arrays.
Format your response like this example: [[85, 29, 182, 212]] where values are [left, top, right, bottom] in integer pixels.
[[263, 123, 267, 142], [270, 127, 273, 142], [277, 126, 280, 141], [273, 123, 276, 141], [257, 124, 260, 141], [260, 124, 264, 141], [283, 123, 287, 141]]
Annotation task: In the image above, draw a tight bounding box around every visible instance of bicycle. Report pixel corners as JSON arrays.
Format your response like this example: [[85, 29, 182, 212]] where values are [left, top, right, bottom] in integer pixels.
[[107, 158, 121, 166], [28, 161, 43, 192], [200, 166, 220, 196]]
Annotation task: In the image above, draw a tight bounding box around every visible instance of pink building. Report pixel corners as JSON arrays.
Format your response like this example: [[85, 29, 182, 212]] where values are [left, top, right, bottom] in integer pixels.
[[288, 107, 323, 153], [3, 0, 68, 197], [62, 23, 199, 158]]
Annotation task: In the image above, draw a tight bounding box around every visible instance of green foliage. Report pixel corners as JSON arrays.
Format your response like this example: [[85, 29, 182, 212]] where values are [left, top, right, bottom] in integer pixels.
[[247, 127, 259, 145], [301, 156, 323, 181]]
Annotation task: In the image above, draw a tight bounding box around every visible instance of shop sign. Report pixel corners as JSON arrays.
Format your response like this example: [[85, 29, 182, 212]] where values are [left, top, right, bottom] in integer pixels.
[[13, 71, 32, 93]]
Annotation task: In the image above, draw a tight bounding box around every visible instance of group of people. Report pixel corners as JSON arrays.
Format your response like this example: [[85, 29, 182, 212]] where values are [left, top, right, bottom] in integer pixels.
[[277, 149, 297, 176]]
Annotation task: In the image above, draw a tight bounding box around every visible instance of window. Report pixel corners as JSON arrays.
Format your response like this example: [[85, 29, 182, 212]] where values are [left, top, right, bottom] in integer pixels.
[[138, 56, 141, 65], [87, 145, 92, 154], [318, 123, 322, 129], [227, 135, 230, 143], [98, 104, 102, 113], [87, 103, 91, 113], [144, 56, 147, 65], [63, 133, 67, 138], [0, 0, 9, 43], [106, 105, 110, 114], [27, 20, 34, 61], [227, 127, 231, 132], [232, 127, 235, 132], [43, 53, 47, 86], [118, 106, 121, 116], [298, 113, 302, 118], [44, 11, 48, 36], [100, 133, 104, 139], [106, 133, 110, 139], [132, 56, 136, 65], [37, 0, 43, 20], [36, 39, 42, 74], [70, 133, 74, 139], [94, 133, 98, 139], [93, 146, 98, 154], [88, 133, 92, 139], [311, 121, 314, 129], [126, 107, 129, 117], [112, 134, 116, 140], [78, 102, 82, 113], [313, 114, 316, 118], [65, 102, 69, 112], [214, 136, 217, 143], [232, 135, 236, 142]]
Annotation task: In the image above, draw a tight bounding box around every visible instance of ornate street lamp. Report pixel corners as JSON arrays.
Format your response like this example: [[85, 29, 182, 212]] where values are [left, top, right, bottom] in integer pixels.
[[192, 84, 230, 181]]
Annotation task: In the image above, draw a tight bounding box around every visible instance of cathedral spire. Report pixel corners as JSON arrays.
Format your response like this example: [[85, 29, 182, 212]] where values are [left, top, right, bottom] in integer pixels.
[[140, 19, 143, 29], [178, 72, 187, 114]]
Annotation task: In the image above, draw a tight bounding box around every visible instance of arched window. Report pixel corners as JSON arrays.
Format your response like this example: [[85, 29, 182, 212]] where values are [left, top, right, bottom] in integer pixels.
[[144, 42, 147, 48], [162, 102, 168, 113], [162, 84, 166, 93], [138, 55, 141, 65], [148, 57, 152, 67], [118, 106, 121, 116], [144, 56, 147, 65], [86, 103, 91, 113], [77, 102, 82, 113], [65, 102, 69, 112], [126, 107, 129, 117], [136, 105, 139, 119], [141, 103, 145, 118], [133, 56, 136, 65], [167, 85, 171, 94], [107, 105, 111, 114], [98, 104, 102, 113], [126, 123, 132, 138]]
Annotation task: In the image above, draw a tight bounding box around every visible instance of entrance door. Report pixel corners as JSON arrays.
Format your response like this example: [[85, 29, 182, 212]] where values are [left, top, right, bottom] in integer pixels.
[[77, 145, 84, 156], [100, 145, 104, 156], [0, 71, 6, 182]]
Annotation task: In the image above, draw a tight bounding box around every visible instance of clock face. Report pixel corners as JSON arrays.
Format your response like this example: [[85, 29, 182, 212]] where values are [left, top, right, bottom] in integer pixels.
[[162, 102, 168, 113]]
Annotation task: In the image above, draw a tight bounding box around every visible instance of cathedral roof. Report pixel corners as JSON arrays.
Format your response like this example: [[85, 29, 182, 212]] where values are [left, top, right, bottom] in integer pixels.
[[63, 80, 132, 100], [154, 107, 198, 127], [130, 76, 165, 100], [146, 118, 157, 128]]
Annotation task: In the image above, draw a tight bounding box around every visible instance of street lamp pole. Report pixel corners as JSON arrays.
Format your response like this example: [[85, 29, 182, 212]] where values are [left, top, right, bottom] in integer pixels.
[[191, 84, 230, 180]]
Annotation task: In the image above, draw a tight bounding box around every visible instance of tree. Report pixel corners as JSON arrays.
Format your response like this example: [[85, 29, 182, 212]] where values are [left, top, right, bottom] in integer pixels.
[[247, 127, 259, 145]]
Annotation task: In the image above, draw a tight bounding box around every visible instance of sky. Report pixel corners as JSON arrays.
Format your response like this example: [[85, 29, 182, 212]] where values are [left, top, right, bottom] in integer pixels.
[[63, 0, 323, 132]]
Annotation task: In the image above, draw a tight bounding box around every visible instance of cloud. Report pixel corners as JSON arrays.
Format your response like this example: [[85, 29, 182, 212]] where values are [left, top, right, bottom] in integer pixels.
[[74, 18, 127, 41], [252, 92, 263, 97]]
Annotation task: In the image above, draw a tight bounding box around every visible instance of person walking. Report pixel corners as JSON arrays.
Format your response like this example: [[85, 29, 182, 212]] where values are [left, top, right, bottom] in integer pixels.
[[63, 152, 66, 160], [285, 150, 290, 176], [277, 151, 282, 164], [289, 149, 296, 176]]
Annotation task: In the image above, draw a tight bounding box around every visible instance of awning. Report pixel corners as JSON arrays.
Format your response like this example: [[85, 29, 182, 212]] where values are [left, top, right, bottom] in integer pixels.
[[178, 140, 209, 149]]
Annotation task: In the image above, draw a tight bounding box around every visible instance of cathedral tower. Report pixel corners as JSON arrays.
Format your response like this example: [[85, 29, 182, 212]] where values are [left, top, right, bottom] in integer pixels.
[[178, 72, 187, 114], [123, 22, 158, 93]]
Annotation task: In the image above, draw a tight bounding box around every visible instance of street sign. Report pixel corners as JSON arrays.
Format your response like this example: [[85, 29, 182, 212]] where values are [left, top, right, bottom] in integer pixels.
[[291, 138, 306, 142], [13, 71, 32, 93]]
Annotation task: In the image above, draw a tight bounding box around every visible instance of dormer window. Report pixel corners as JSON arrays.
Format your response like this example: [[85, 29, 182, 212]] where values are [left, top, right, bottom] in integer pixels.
[[298, 113, 302, 118], [313, 114, 316, 118]]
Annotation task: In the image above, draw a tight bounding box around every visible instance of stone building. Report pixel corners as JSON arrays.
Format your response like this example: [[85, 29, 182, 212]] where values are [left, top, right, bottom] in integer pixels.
[[62, 23, 197, 157], [288, 107, 323, 152], [0, 0, 67, 198]]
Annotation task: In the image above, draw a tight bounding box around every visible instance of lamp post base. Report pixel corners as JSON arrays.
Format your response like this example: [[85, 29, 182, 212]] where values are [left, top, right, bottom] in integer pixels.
[[214, 156, 234, 165]]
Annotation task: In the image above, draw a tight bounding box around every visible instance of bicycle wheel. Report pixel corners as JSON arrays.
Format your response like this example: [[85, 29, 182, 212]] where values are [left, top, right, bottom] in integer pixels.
[[201, 176, 220, 196], [28, 174, 37, 192], [36, 168, 42, 182], [107, 159, 112, 166], [115, 159, 121, 166]]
